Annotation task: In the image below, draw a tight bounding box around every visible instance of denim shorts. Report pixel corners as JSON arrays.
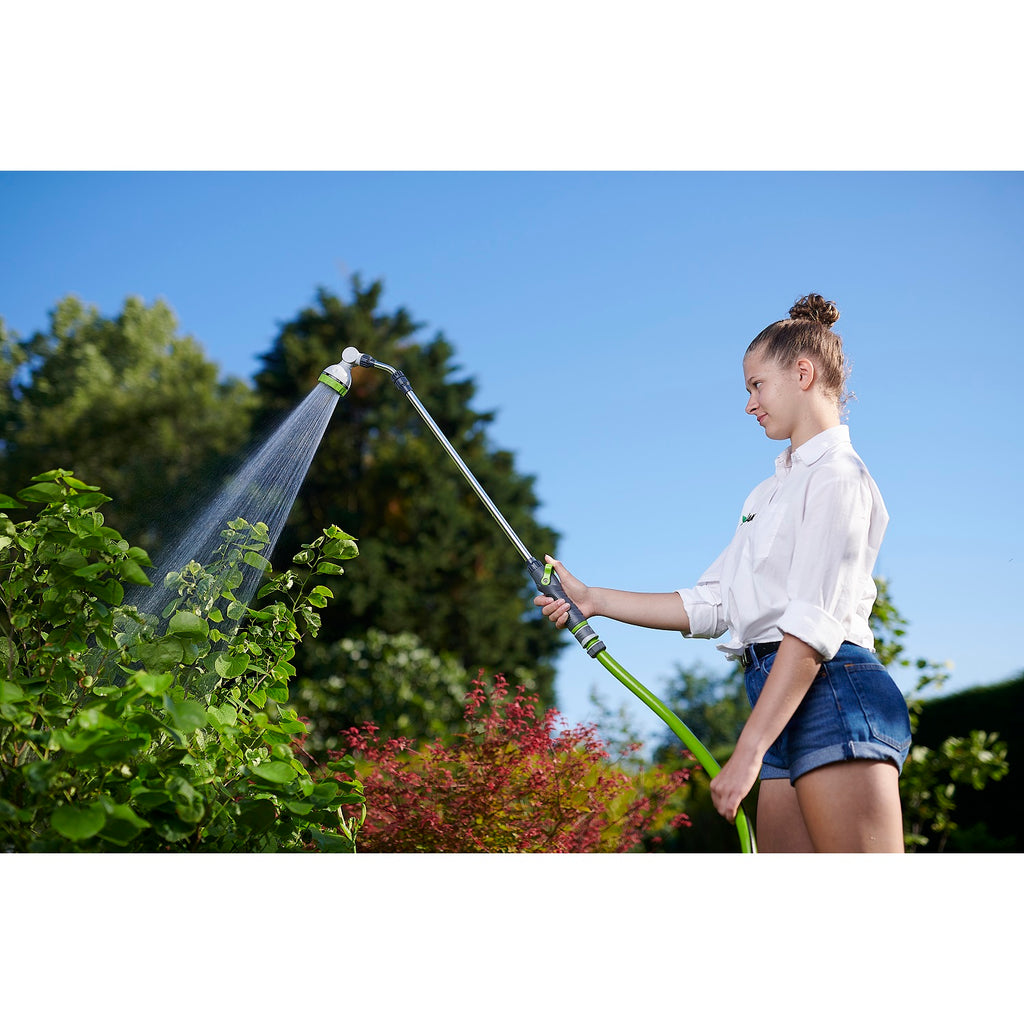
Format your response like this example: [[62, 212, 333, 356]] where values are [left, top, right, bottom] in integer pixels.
[[743, 642, 912, 784]]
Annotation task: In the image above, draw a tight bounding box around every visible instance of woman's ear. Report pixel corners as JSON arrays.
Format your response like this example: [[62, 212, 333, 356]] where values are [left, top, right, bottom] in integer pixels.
[[796, 356, 817, 391]]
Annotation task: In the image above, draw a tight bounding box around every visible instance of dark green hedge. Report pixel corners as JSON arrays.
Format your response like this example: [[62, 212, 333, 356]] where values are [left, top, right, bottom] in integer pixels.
[[914, 674, 1023, 852]]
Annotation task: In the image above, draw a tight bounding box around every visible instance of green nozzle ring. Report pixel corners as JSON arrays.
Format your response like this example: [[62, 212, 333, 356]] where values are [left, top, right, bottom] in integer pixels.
[[318, 371, 349, 396]]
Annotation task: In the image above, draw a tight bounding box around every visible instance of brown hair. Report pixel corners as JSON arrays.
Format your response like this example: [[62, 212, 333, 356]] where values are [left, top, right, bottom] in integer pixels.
[[746, 294, 850, 409]]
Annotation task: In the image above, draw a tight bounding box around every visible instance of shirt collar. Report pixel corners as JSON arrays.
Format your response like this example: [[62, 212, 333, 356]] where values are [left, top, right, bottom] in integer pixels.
[[775, 424, 850, 476]]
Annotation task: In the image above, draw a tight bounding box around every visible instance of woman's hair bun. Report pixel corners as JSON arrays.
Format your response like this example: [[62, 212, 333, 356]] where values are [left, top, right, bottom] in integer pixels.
[[788, 293, 840, 329]]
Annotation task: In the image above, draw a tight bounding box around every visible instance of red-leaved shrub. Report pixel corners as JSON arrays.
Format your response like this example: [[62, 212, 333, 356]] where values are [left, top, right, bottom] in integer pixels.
[[323, 673, 692, 852]]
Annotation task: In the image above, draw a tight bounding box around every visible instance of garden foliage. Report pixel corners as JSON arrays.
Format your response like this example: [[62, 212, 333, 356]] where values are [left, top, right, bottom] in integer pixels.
[[323, 672, 692, 852], [290, 628, 472, 755], [0, 470, 364, 852]]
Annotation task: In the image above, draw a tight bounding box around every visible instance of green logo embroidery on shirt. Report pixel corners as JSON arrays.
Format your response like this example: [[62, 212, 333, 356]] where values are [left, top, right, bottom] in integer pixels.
[[741, 513, 756, 523]]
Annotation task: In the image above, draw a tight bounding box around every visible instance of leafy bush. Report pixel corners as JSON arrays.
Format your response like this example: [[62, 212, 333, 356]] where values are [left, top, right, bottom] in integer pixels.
[[901, 731, 1009, 851], [292, 628, 491, 754], [0, 470, 364, 852], [320, 672, 692, 852]]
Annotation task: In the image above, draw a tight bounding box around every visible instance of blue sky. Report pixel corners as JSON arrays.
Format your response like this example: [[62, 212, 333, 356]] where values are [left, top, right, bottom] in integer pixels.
[[2, 170, 1022, 740]]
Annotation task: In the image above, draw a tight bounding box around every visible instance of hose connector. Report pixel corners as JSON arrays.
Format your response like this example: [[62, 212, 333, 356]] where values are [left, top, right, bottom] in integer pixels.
[[355, 351, 412, 395]]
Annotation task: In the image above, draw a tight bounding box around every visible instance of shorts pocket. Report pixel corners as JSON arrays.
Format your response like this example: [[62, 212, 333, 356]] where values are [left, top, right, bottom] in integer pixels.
[[843, 662, 912, 753]]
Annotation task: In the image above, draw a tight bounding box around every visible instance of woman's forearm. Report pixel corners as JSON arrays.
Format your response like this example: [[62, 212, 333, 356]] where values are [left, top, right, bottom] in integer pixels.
[[590, 588, 691, 632], [732, 633, 823, 762], [709, 633, 824, 823]]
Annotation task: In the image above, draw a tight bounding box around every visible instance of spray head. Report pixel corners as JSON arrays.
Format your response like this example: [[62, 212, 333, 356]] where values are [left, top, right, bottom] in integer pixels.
[[318, 347, 363, 396]]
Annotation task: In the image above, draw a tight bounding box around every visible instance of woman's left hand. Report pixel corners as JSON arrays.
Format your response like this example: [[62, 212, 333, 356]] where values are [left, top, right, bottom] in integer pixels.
[[709, 748, 762, 824]]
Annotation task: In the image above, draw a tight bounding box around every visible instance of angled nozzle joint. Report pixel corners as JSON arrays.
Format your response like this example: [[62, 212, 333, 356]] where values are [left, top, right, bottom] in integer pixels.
[[318, 347, 366, 397]]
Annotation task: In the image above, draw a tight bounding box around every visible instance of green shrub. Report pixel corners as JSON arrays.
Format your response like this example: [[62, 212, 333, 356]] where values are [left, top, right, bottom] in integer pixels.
[[0, 470, 364, 852], [291, 628, 472, 754]]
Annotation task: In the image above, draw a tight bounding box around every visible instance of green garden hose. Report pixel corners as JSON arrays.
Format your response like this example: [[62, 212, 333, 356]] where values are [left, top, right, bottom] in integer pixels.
[[595, 649, 757, 853]]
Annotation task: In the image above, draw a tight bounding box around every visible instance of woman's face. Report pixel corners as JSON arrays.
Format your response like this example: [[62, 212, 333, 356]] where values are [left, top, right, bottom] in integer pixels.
[[742, 348, 802, 443]]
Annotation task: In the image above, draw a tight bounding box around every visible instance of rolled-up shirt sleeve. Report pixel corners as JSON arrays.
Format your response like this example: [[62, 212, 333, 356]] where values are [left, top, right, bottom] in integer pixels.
[[677, 550, 729, 639], [777, 465, 876, 660]]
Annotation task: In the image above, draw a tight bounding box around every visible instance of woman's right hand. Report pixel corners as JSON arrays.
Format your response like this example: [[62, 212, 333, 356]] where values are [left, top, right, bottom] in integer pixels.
[[532, 555, 595, 628]]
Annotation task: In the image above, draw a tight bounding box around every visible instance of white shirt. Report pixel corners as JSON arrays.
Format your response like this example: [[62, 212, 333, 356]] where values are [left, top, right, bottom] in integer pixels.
[[677, 425, 887, 662]]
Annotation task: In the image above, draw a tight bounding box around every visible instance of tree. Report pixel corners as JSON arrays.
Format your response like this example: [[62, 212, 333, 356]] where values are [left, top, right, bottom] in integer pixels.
[[252, 278, 564, 706], [0, 296, 255, 553]]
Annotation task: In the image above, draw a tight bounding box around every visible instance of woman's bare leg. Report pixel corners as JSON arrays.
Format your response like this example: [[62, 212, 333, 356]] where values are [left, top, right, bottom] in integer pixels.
[[794, 760, 905, 852], [755, 778, 815, 853]]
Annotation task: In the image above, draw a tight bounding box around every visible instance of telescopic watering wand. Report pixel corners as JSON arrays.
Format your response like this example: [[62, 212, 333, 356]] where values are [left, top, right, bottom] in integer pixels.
[[320, 347, 757, 854]]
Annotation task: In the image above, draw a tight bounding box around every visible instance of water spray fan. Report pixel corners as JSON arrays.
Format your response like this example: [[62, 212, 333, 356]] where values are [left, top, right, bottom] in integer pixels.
[[322, 347, 757, 853]]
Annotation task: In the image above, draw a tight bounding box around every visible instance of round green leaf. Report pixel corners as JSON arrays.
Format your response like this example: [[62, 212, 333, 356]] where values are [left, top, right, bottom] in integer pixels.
[[251, 761, 297, 784], [310, 781, 339, 806], [266, 683, 290, 703], [64, 491, 112, 509], [120, 559, 153, 586], [214, 651, 250, 679], [0, 678, 26, 703], [51, 803, 107, 841], [247, 521, 270, 543], [324, 537, 359, 560], [16, 482, 65, 503], [134, 671, 174, 695], [168, 610, 209, 639], [242, 551, 271, 572], [166, 698, 208, 732], [99, 804, 150, 845], [207, 704, 238, 728], [136, 636, 185, 672], [46, 472, 98, 491]]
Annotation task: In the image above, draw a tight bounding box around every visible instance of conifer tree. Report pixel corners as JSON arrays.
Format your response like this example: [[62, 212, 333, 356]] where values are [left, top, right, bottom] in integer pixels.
[[253, 278, 564, 704]]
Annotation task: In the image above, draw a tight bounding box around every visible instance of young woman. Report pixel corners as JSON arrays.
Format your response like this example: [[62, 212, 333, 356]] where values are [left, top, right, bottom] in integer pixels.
[[535, 294, 912, 853]]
